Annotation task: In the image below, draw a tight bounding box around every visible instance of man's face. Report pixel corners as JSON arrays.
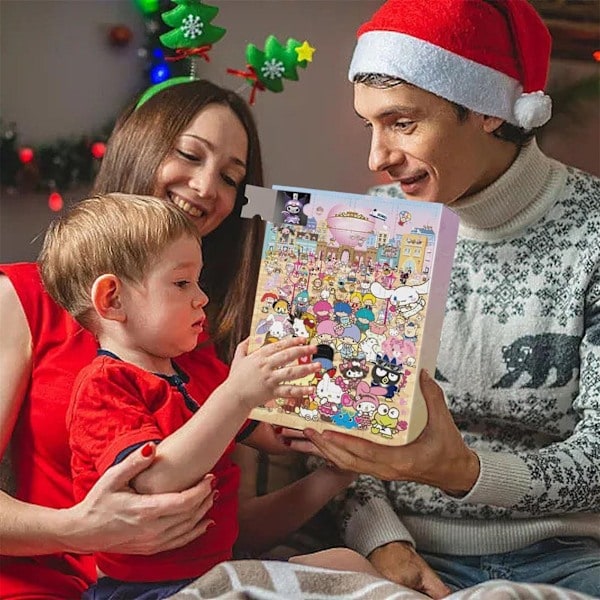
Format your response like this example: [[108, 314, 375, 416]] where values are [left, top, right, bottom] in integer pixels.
[[354, 82, 502, 205]]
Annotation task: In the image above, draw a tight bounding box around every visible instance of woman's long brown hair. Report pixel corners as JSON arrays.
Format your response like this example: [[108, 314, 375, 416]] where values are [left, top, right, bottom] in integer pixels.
[[93, 80, 265, 363]]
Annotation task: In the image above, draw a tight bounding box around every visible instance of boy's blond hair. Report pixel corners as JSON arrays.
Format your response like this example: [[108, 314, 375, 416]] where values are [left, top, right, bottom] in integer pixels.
[[39, 193, 201, 329]]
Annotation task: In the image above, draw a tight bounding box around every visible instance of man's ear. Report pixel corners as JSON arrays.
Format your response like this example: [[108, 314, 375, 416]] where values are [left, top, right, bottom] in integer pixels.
[[481, 115, 505, 134], [91, 274, 126, 322]]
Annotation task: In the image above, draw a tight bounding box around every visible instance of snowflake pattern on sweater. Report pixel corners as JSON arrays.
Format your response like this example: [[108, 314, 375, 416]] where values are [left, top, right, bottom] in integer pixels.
[[330, 144, 600, 557]]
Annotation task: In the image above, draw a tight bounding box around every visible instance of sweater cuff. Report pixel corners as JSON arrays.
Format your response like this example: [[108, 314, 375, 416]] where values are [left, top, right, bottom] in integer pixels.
[[457, 450, 531, 507], [344, 497, 415, 557]]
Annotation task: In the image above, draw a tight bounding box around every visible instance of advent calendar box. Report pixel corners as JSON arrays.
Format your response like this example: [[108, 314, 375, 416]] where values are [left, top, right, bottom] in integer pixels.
[[242, 185, 459, 446]]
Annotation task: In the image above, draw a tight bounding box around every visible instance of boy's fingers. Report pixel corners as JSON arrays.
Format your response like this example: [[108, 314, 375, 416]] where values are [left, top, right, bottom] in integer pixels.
[[262, 336, 313, 357], [271, 346, 318, 370], [278, 384, 315, 397]]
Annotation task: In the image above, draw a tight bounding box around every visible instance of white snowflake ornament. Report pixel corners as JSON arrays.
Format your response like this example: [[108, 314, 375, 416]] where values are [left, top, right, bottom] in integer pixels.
[[181, 14, 204, 39], [261, 59, 285, 80]]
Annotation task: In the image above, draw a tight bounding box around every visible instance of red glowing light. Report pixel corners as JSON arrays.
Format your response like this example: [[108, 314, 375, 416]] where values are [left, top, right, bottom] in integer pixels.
[[91, 141, 106, 159], [593, 50, 600, 62], [19, 147, 34, 164], [48, 192, 64, 212]]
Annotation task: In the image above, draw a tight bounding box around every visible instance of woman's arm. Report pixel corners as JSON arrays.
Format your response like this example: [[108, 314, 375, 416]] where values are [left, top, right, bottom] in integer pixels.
[[0, 275, 32, 461], [0, 276, 215, 556], [235, 465, 355, 555], [0, 445, 216, 555]]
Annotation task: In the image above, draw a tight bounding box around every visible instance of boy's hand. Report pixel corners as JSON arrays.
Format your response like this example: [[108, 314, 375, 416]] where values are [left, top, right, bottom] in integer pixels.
[[228, 338, 319, 410]]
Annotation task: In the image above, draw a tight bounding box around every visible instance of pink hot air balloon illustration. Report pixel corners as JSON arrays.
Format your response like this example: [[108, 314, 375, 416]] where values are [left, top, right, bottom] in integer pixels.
[[326, 204, 375, 248]]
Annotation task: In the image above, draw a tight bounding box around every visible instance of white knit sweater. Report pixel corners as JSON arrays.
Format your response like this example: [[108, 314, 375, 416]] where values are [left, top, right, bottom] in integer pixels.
[[336, 140, 600, 556]]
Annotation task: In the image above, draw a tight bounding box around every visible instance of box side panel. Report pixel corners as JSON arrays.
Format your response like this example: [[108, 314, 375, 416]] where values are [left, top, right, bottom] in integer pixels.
[[405, 207, 459, 442]]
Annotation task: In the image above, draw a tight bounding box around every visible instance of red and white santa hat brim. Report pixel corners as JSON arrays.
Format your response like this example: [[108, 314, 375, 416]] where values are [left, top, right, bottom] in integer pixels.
[[348, 0, 553, 130]]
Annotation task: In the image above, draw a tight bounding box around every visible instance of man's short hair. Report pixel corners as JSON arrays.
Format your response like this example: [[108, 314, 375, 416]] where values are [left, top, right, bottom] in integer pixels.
[[353, 73, 535, 146]]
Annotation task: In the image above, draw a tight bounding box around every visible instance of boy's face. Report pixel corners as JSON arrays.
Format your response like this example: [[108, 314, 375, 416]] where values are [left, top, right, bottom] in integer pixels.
[[354, 82, 503, 205], [121, 235, 208, 359]]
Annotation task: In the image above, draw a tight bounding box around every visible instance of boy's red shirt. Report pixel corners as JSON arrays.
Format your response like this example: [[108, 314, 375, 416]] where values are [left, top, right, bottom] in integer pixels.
[[68, 355, 240, 582]]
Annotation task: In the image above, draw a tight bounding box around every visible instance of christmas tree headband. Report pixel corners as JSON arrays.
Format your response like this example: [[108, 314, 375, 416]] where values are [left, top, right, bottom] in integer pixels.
[[136, 0, 315, 109]]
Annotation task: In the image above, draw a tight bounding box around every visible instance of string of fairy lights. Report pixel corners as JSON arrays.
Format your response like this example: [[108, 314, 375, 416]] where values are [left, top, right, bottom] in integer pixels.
[[0, 0, 184, 211]]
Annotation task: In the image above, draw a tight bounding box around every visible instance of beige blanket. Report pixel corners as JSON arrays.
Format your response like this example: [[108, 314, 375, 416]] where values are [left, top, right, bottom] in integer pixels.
[[170, 560, 597, 600]]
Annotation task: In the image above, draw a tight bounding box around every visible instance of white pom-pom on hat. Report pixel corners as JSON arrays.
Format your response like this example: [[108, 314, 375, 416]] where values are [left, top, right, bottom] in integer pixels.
[[514, 91, 552, 130]]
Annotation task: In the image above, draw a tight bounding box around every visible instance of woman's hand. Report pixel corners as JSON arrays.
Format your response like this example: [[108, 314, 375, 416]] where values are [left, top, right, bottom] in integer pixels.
[[298, 370, 480, 493], [369, 542, 451, 599], [65, 443, 216, 555], [242, 422, 297, 455]]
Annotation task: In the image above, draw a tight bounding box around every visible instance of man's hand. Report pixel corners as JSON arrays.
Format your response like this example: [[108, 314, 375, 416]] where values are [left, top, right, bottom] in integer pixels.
[[369, 541, 450, 599], [299, 370, 480, 493]]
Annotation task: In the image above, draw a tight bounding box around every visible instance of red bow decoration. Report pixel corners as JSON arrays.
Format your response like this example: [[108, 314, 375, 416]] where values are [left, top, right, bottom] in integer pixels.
[[226, 65, 265, 105], [315, 367, 337, 381], [166, 45, 213, 63]]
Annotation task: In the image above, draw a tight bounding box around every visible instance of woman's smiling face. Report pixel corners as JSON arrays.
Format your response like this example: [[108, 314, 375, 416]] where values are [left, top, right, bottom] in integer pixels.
[[154, 103, 248, 236]]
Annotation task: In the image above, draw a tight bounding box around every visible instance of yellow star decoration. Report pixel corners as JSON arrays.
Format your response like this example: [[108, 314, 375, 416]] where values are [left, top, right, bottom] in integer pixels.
[[295, 41, 316, 62]]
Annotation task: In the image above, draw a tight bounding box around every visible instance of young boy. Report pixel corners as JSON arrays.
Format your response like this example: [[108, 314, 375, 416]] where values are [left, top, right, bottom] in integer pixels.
[[39, 193, 376, 599]]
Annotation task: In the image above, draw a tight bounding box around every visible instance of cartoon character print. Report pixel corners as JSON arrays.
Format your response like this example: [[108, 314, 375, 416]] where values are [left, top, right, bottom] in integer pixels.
[[339, 358, 369, 391], [370, 281, 427, 320], [294, 290, 310, 312], [313, 299, 333, 323], [315, 373, 344, 422], [333, 301, 353, 331], [281, 197, 304, 224], [272, 298, 290, 315], [381, 333, 416, 366], [353, 381, 384, 430], [360, 332, 385, 364], [296, 398, 319, 421], [260, 292, 278, 313], [336, 324, 361, 360], [370, 403, 402, 439], [310, 344, 337, 383], [370, 354, 408, 399], [250, 197, 449, 443], [355, 306, 375, 332], [256, 314, 292, 345], [290, 310, 317, 341]]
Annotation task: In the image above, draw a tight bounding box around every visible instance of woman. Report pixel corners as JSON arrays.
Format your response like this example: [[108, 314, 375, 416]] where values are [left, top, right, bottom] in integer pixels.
[[93, 80, 266, 364], [0, 80, 273, 598]]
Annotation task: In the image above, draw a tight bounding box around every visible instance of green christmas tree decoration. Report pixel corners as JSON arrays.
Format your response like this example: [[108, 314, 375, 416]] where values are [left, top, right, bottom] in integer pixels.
[[246, 36, 309, 93], [160, 0, 226, 51]]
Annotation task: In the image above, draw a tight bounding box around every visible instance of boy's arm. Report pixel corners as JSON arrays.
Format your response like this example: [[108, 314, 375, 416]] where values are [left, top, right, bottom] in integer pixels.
[[235, 465, 355, 555], [134, 338, 318, 494], [132, 381, 255, 494], [73, 339, 317, 496]]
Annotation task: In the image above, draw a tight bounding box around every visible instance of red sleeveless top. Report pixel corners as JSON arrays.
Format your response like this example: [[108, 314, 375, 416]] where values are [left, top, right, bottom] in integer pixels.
[[0, 263, 232, 598]]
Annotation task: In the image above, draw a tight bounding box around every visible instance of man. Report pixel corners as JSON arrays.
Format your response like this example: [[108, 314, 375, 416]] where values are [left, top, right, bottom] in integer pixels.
[[297, 0, 600, 596]]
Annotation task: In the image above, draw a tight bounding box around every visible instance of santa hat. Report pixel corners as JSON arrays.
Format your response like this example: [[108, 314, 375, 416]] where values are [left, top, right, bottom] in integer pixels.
[[348, 0, 552, 130]]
